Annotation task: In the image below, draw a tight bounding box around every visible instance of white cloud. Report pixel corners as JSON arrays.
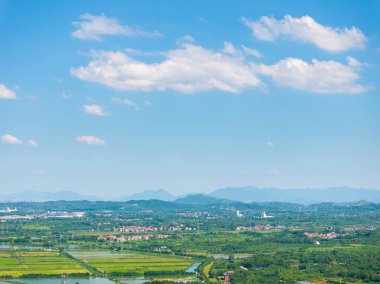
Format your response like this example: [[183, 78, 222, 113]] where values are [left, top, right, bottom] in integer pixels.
[[71, 43, 261, 94], [242, 15, 366, 52], [112, 97, 141, 111], [72, 13, 160, 41], [27, 139, 38, 147], [223, 41, 240, 57], [241, 45, 262, 58], [1, 134, 23, 145], [0, 84, 17, 99], [76, 135, 106, 146], [266, 141, 275, 147], [83, 104, 110, 116], [256, 57, 367, 94]]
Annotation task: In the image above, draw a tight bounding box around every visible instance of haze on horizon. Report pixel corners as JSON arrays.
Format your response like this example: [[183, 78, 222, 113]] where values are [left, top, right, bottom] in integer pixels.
[[1, 0, 379, 197]]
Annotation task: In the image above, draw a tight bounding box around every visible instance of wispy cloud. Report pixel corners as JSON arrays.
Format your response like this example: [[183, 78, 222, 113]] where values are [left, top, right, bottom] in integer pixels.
[[241, 45, 262, 58], [61, 92, 70, 99], [71, 43, 261, 94], [112, 97, 141, 111], [176, 35, 195, 45], [266, 141, 275, 147], [1, 135, 39, 147], [269, 168, 279, 175], [256, 57, 367, 94], [0, 84, 17, 99], [242, 15, 366, 52], [346, 56, 367, 68], [25, 95, 37, 101], [76, 135, 106, 146], [1, 134, 23, 145], [83, 104, 110, 116], [27, 139, 39, 147], [72, 13, 161, 41]]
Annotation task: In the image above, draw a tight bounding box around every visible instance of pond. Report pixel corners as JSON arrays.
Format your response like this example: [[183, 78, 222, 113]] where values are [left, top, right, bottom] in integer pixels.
[[185, 262, 201, 273]]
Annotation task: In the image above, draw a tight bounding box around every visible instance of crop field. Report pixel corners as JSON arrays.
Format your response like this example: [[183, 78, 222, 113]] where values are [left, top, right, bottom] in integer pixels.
[[69, 250, 192, 275], [0, 251, 88, 277]]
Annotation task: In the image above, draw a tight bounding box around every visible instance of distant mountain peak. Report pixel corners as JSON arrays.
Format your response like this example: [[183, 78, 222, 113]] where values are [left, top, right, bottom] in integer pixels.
[[174, 193, 228, 205]]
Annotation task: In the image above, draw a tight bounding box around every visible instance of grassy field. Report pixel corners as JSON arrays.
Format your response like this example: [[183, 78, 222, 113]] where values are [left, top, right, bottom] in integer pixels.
[[0, 251, 88, 278], [69, 250, 192, 275], [203, 262, 213, 277]]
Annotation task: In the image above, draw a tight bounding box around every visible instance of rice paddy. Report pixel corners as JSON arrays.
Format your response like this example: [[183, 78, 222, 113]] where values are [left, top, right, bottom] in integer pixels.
[[69, 250, 192, 275], [0, 251, 88, 278]]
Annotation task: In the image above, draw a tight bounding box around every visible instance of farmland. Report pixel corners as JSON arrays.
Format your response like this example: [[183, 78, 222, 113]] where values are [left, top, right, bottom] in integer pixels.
[[69, 250, 193, 275], [0, 251, 88, 278]]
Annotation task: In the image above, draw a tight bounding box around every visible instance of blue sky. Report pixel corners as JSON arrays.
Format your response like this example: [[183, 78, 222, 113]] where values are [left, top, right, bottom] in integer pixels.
[[1, 0, 379, 197]]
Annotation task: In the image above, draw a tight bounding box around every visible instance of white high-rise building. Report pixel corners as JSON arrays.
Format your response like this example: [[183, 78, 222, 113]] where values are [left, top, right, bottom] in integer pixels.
[[261, 211, 274, 218]]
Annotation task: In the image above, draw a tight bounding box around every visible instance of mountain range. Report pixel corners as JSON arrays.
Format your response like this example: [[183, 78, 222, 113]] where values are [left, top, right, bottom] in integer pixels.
[[1, 187, 380, 204], [0, 190, 98, 202], [210, 186, 380, 204]]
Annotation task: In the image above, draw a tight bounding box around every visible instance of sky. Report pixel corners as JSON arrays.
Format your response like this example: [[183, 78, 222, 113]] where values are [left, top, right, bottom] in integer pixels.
[[0, 0, 379, 197]]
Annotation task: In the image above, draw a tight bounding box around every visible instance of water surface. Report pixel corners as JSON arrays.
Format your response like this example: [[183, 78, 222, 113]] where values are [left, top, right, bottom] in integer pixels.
[[186, 262, 201, 273]]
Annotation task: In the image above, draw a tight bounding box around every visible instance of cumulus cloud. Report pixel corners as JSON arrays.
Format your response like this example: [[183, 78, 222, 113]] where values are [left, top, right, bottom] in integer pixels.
[[71, 43, 261, 94], [242, 15, 366, 52], [112, 98, 141, 111], [72, 13, 160, 41], [1, 134, 23, 145], [76, 135, 106, 146], [0, 84, 17, 99], [27, 139, 38, 147], [83, 104, 110, 116], [256, 57, 367, 94]]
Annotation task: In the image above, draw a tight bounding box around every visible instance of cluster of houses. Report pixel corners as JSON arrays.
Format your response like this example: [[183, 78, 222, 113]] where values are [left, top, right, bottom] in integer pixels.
[[236, 224, 286, 231], [114, 226, 158, 232], [303, 232, 347, 239], [113, 225, 195, 233], [0, 211, 85, 221], [177, 212, 201, 218], [98, 233, 171, 242], [342, 225, 375, 231]]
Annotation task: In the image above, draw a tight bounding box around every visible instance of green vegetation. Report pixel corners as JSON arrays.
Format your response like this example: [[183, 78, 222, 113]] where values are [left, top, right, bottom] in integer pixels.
[[69, 250, 192, 276], [0, 251, 89, 278], [0, 200, 379, 282]]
